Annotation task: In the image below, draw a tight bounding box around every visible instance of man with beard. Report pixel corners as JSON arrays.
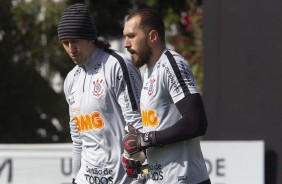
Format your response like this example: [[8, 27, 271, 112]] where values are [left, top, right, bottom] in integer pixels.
[[122, 9, 211, 184]]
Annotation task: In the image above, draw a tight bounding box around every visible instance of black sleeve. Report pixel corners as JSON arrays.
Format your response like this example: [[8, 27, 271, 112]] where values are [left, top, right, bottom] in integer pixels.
[[155, 93, 208, 146]]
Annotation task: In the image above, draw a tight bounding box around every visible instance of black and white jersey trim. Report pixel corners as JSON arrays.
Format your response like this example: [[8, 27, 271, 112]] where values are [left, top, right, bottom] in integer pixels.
[[104, 49, 138, 111], [164, 50, 191, 96]]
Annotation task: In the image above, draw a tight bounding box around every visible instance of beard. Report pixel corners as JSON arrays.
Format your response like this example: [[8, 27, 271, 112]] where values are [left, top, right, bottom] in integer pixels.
[[130, 40, 152, 68]]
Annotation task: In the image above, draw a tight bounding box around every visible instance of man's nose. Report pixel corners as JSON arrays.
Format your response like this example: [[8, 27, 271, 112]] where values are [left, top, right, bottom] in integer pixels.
[[124, 38, 131, 48], [69, 43, 77, 53]]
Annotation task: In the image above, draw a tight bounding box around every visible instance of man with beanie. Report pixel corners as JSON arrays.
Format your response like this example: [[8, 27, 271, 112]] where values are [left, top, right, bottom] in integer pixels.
[[58, 3, 143, 184]]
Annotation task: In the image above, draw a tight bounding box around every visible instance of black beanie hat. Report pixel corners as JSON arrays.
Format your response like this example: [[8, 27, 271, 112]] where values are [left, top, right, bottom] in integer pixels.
[[57, 3, 97, 40]]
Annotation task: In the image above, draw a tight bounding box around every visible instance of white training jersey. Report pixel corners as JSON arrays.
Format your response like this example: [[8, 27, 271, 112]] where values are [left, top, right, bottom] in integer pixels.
[[141, 49, 209, 184], [64, 48, 143, 184]]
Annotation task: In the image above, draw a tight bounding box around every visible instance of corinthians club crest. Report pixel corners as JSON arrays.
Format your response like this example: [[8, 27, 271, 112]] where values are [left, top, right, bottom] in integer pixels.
[[92, 78, 105, 97], [148, 77, 156, 96]]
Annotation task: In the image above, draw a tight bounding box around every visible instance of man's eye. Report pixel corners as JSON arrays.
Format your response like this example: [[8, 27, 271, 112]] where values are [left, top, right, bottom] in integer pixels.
[[63, 41, 69, 45]]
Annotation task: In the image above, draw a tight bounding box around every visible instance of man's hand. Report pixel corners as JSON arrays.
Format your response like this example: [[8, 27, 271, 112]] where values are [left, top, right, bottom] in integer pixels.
[[123, 125, 156, 155], [122, 153, 142, 178]]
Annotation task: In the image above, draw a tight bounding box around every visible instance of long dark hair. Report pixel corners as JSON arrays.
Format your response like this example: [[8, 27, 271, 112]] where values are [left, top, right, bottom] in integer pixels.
[[93, 39, 111, 49]]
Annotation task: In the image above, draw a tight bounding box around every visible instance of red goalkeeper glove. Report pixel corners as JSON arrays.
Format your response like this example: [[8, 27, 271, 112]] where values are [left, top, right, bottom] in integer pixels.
[[123, 125, 157, 155], [122, 153, 142, 178]]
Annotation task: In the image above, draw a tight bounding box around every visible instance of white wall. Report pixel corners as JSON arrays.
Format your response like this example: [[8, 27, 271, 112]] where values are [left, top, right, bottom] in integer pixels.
[[0, 141, 264, 184]]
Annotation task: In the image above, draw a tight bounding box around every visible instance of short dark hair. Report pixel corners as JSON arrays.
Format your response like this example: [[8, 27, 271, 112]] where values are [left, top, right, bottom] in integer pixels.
[[126, 9, 165, 43]]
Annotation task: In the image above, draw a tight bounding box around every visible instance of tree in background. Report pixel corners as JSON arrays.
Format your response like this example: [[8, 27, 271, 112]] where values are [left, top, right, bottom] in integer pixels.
[[0, 0, 71, 143], [164, 0, 204, 94]]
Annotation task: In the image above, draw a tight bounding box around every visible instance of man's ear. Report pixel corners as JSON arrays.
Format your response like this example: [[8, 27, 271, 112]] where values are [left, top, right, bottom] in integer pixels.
[[149, 30, 159, 43]]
